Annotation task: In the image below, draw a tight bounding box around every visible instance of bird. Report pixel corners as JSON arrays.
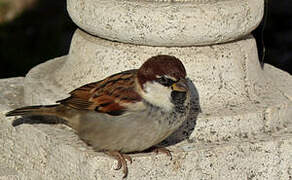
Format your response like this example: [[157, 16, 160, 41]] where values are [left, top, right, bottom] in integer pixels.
[[6, 55, 191, 178]]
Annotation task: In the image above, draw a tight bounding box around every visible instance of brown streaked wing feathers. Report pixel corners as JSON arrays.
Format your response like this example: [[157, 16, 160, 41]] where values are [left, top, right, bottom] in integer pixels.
[[57, 70, 141, 116]]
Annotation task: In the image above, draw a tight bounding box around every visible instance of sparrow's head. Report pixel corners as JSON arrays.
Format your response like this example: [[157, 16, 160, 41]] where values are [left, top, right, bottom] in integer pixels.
[[137, 55, 189, 111]]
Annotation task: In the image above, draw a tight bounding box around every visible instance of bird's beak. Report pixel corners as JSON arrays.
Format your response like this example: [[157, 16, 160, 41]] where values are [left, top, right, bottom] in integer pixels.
[[172, 78, 188, 92]]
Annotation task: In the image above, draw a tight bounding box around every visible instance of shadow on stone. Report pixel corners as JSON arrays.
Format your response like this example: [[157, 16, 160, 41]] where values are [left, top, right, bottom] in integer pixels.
[[12, 115, 64, 127], [160, 78, 201, 147]]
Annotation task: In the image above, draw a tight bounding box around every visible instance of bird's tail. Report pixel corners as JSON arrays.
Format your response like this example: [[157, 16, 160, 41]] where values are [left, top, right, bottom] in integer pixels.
[[5, 104, 59, 117]]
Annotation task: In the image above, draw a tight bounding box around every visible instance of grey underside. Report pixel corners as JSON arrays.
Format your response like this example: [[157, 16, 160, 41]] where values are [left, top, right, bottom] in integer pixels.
[[69, 105, 189, 153]]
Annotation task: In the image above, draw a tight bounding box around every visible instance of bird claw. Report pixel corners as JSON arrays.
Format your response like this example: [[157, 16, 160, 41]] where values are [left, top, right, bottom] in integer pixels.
[[106, 151, 132, 178], [106, 147, 170, 178], [114, 160, 122, 170], [153, 147, 172, 160], [123, 154, 132, 164]]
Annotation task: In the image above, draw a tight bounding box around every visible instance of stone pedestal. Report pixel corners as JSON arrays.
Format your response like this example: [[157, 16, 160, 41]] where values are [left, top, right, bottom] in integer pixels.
[[1, 0, 292, 179]]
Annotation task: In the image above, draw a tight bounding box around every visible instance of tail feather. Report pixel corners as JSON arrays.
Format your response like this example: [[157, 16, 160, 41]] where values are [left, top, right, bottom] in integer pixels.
[[6, 104, 59, 117]]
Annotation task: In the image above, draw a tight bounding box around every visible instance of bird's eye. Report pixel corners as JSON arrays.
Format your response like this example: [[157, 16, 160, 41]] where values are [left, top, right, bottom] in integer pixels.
[[156, 76, 175, 87]]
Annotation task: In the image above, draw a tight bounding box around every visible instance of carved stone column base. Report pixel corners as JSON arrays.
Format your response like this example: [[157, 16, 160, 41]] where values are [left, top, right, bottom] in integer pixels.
[[1, 71, 291, 179], [23, 30, 292, 145]]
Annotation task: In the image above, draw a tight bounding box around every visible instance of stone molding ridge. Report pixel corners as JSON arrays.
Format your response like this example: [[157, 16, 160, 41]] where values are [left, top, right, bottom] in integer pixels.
[[67, 0, 264, 46]]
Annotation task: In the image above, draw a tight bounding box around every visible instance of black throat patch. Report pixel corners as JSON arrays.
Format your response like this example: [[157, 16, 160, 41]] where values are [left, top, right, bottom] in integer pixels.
[[171, 91, 187, 113]]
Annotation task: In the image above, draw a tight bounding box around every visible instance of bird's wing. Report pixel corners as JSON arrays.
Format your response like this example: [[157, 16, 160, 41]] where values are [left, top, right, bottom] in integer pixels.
[[57, 69, 142, 116]]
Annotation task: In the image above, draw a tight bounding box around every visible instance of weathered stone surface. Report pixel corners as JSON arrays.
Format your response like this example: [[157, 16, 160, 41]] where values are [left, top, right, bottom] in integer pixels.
[[26, 30, 288, 111], [264, 64, 292, 100], [0, 77, 24, 111], [23, 31, 292, 144], [1, 0, 290, 179], [67, 0, 264, 46], [1, 63, 291, 179]]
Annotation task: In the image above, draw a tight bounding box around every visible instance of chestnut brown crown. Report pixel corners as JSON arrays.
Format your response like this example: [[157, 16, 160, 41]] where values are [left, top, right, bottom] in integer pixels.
[[137, 55, 187, 87]]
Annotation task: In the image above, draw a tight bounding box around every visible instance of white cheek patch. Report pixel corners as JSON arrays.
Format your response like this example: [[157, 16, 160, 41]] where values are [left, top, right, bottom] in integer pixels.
[[141, 81, 174, 111]]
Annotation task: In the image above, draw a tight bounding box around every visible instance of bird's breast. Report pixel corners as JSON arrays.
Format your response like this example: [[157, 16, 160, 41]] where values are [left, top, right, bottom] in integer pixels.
[[75, 103, 187, 153]]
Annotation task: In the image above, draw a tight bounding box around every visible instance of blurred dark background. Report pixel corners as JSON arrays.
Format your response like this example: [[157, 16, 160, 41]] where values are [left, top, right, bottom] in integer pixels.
[[0, 0, 76, 78], [0, 0, 291, 78], [254, 0, 292, 74]]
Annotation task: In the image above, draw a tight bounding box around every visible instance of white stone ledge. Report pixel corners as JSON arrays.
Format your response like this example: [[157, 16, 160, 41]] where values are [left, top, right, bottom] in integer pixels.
[[67, 0, 264, 46], [1, 64, 291, 179], [1, 112, 292, 179]]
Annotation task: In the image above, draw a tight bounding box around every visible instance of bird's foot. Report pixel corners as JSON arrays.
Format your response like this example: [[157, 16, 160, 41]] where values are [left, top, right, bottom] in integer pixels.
[[106, 151, 132, 178], [152, 146, 172, 160]]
